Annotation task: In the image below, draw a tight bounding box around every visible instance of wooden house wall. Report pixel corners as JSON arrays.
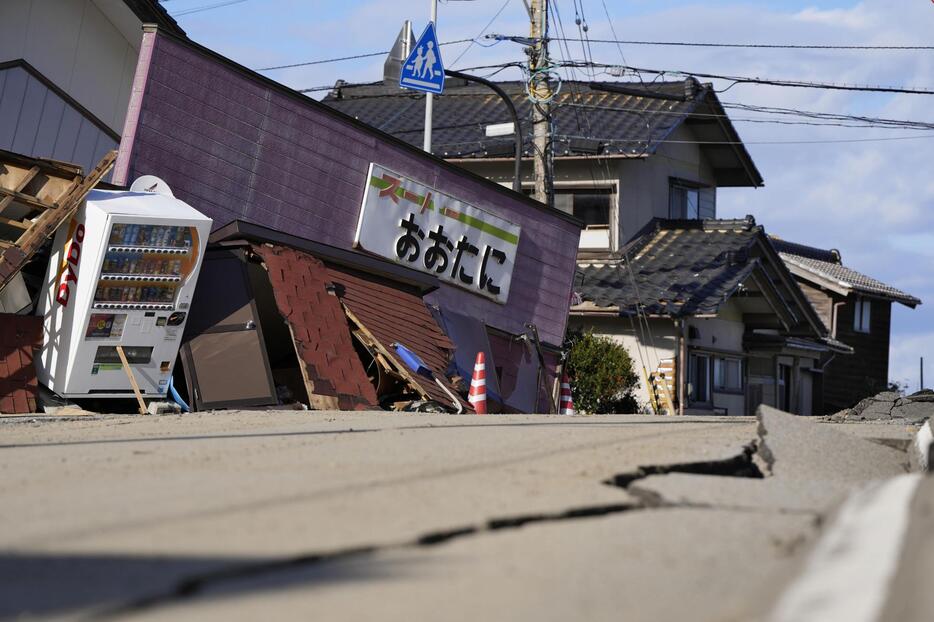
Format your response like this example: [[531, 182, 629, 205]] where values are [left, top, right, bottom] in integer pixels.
[[824, 296, 892, 413], [116, 30, 581, 347]]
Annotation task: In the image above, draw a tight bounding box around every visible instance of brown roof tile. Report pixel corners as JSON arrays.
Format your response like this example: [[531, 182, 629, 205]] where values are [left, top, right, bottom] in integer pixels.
[[0, 314, 42, 414], [253, 245, 379, 410]]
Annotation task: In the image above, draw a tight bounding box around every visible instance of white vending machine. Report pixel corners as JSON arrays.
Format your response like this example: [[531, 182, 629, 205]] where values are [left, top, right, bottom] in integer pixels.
[[36, 186, 212, 398]]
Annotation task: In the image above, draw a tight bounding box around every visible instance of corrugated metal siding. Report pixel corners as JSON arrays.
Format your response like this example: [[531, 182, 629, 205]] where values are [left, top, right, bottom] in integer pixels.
[[0, 65, 117, 174], [121, 32, 580, 347]]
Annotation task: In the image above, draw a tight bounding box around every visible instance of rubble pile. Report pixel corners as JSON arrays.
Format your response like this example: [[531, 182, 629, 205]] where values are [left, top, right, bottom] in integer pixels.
[[829, 389, 934, 423]]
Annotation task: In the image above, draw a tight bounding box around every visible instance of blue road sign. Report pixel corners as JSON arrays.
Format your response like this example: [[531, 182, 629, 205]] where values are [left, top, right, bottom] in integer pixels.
[[400, 22, 445, 94]]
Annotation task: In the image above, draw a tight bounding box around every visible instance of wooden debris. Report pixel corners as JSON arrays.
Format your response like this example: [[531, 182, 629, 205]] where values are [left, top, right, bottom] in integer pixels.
[[0, 149, 116, 295]]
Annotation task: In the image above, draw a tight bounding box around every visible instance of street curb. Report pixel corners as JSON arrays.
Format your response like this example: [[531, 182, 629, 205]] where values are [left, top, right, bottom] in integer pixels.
[[911, 419, 932, 473]]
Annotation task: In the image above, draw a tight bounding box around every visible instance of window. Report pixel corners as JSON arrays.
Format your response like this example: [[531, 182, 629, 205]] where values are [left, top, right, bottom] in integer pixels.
[[553, 188, 612, 227], [713, 357, 743, 392], [853, 297, 871, 333], [670, 185, 699, 219], [669, 180, 716, 220], [778, 364, 793, 411], [688, 353, 711, 404]]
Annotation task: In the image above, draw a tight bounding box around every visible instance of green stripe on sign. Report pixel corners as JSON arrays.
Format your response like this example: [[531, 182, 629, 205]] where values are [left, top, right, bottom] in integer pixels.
[[371, 175, 518, 245], [370, 175, 391, 189], [444, 208, 519, 246]]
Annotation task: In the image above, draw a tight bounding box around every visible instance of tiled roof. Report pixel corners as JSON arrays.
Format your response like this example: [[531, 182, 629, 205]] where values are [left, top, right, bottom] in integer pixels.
[[255, 245, 380, 410], [321, 79, 762, 186], [575, 218, 762, 316], [0, 314, 42, 414], [772, 239, 921, 308]]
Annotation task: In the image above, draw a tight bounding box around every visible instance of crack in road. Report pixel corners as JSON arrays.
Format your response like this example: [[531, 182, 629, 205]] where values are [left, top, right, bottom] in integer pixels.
[[91, 445, 774, 619], [602, 442, 765, 489]]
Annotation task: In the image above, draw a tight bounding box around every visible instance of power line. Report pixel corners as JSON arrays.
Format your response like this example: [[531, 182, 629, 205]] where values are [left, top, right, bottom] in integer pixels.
[[257, 39, 475, 71], [429, 133, 934, 152], [565, 61, 934, 95], [556, 100, 934, 131], [534, 37, 934, 51], [450, 0, 512, 67], [555, 133, 934, 145], [172, 0, 249, 16]]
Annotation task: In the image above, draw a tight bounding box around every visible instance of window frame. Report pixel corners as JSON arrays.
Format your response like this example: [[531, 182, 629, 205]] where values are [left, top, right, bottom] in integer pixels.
[[688, 352, 712, 406], [527, 180, 619, 250], [853, 296, 871, 334], [669, 178, 714, 220], [713, 356, 744, 394]]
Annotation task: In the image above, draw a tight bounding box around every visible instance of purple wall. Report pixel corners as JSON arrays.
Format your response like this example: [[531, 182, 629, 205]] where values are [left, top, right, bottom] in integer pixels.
[[116, 29, 580, 348]]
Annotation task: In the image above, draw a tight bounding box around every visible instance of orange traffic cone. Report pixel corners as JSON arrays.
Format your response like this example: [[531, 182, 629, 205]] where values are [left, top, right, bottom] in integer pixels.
[[559, 370, 575, 415], [468, 351, 487, 415]]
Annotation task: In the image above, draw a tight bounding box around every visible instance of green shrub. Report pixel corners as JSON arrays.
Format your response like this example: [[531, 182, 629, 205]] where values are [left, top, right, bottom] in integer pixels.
[[564, 330, 639, 414]]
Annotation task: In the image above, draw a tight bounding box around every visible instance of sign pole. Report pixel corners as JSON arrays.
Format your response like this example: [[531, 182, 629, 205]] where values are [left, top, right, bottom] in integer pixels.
[[423, 0, 437, 153]]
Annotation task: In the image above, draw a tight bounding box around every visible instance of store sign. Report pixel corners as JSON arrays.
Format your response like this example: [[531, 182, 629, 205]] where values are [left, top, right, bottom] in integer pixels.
[[354, 164, 521, 304], [55, 218, 85, 307]]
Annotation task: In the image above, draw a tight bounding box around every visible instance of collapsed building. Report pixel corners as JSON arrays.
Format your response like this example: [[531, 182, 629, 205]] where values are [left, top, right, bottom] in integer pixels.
[[105, 25, 583, 413]]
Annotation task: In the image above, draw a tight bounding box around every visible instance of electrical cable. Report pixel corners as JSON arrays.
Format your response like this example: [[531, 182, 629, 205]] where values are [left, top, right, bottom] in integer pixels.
[[172, 0, 249, 16], [543, 37, 934, 51], [450, 0, 512, 67], [257, 38, 475, 71], [558, 61, 934, 95]]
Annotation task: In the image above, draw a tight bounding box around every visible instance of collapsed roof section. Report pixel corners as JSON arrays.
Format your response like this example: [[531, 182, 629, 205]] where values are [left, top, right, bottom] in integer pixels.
[[772, 238, 921, 308], [322, 78, 763, 187]]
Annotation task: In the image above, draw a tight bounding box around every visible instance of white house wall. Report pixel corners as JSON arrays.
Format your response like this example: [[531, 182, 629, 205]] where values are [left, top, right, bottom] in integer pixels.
[[0, 0, 142, 134], [618, 124, 717, 244], [569, 315, 677, 412]]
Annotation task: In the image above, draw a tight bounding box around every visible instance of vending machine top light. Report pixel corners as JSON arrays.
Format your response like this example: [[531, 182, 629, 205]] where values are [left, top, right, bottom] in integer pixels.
[[36, 187, 212, 399]]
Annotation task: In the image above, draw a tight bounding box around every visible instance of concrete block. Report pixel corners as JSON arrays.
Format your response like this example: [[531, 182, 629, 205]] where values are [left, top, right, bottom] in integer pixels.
[[860, 401, 895, 420]]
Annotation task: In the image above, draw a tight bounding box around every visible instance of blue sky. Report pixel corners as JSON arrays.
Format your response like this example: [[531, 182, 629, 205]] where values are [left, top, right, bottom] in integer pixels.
[[163, 0, 934, 393]]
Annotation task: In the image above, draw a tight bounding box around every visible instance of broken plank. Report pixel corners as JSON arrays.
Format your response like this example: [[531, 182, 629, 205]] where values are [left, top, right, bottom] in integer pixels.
[[0, 215, 30, 231], [116, 345, 148, 415], [0, 187, 57, 211], [341, 303, 431, 401]]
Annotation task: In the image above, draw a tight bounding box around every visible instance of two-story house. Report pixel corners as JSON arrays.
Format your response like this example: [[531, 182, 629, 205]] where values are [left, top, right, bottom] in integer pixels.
[[322, 78, 763, 253], [772, 239, 922, 415]]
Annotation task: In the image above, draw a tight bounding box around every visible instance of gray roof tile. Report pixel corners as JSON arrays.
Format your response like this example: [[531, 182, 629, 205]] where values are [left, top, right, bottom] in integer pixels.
[[780, 252, 921, 308], [575, 217, 762, 316], [321, 79, 762, 186]]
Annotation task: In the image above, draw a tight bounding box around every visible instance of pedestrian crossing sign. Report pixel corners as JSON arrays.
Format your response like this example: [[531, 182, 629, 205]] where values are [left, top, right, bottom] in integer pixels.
[[399, 22, 445, 94]]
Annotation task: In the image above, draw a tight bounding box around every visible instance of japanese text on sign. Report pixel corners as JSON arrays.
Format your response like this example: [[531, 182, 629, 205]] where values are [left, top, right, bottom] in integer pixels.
[[354, 164, 521, 304]]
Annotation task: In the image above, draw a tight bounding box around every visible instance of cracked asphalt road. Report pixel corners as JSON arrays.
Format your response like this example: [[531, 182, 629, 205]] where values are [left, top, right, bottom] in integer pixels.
[[0, 410, 920, 620]]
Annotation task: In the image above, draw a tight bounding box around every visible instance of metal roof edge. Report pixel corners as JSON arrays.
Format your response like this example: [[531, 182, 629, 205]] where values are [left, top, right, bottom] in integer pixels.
[[209, 220, 441, 294], [142, 25, 584, 230]]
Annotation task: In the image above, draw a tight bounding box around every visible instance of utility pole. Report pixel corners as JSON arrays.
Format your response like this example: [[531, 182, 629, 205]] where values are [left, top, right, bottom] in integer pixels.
[[424, 0, 438, 152], [528, 0, 553, 208]]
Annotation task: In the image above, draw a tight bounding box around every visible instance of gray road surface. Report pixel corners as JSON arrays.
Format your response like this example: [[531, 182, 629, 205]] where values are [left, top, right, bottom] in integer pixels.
[[0, 409, 924, 621]]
